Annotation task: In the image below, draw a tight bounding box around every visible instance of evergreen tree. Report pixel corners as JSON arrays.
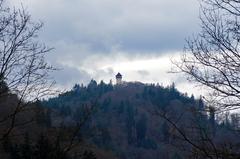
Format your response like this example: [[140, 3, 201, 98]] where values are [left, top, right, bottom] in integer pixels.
[[45, 109, 52, 127], [10, 145, 21, 159], [21, 133, 32, 159], [101, 127, 112, 146], [162, 122, 170, 143], [209, 106, 216, 136], [198, 96, 204, 111], [35, 135, 52, 159], [118, 101, 125, 114], [125, 103, 135, 144], [35, 101, 46, 126], [73, 84, 81, 93], [82, 150, 97, 159], [136, 114, 147, 142], [2, 135, 12, 153], [87, 80, 98, 96], [172, 152, 182, 159], [101, 98, 111, 112]]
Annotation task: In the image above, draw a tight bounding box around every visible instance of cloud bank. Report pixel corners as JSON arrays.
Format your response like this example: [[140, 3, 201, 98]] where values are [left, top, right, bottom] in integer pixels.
[[9, 0, 203, 96]]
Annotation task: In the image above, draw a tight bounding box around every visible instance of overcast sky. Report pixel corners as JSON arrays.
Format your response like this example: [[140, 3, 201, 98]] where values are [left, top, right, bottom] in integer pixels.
[[10, 0, 204, 96]]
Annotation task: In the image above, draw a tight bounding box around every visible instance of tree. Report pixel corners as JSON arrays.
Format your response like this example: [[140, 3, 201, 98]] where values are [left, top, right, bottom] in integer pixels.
[[0, 0, 55, 141], [172, 152, 182, 159], [161, 122, 170, 143], [82, 150, 96, 159], [174, 0, 240, 111], [125, 103, 135, 144], [21, 133, 32, 159], [136, 114, 147, 142], [198, 96, 205, 111], [209, 106, 216, 136], [230, 113, 240, 130], [171, 1, 240, 157]]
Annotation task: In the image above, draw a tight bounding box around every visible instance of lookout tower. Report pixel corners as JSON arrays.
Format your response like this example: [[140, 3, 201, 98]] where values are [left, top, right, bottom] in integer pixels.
[[116, 72, 122, 85]]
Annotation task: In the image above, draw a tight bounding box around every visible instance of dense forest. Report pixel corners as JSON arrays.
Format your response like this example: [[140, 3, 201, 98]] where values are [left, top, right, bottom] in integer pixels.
[[2, 80, 238, 159], [43, 81, 240, 159]]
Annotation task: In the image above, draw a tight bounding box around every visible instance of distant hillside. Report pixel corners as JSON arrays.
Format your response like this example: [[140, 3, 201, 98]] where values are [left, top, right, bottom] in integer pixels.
[[44, 80, 209, 159], [3, 80, 238, 159]]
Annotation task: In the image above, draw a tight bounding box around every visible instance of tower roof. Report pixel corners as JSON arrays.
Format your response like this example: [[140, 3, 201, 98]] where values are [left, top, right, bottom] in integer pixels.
[[116, 72, 122, 78]]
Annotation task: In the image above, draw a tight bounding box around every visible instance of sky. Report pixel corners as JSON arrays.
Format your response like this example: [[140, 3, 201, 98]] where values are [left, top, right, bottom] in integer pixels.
[[9, 0, 204, 96]]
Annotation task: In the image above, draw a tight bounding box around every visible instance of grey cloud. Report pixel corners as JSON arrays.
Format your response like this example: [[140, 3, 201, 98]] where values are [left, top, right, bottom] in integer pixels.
[[92, 69, 115, 81], [12, 0, 200, 54], [137, 70, 150, 77], [9, 0, 201, 94], [51, 65, 91, 86]]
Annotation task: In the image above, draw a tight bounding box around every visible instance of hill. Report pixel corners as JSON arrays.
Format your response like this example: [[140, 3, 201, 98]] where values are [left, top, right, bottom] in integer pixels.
[[44, 80, 210, 159], [1, 80, 240, 158]]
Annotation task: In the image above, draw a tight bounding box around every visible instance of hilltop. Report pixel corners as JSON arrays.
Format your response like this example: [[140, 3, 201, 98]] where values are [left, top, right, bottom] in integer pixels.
[[44, 80, 205, 159]]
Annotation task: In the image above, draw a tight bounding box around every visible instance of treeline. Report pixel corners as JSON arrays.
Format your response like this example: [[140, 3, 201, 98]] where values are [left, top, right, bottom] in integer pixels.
[[43, 80, 236, 159], [45, 80, 240, 158], [2, 79, 240, 159]]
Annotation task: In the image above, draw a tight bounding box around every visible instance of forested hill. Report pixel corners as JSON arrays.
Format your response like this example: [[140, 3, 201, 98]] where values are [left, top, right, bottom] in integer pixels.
[[45, 80, 199, 111], [43, 80, 207, 159], [2, 80, 239, 159]]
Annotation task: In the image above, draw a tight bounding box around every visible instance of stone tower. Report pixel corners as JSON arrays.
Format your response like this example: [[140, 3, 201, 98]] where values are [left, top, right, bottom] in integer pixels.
[[116, 72, 122, 85]]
